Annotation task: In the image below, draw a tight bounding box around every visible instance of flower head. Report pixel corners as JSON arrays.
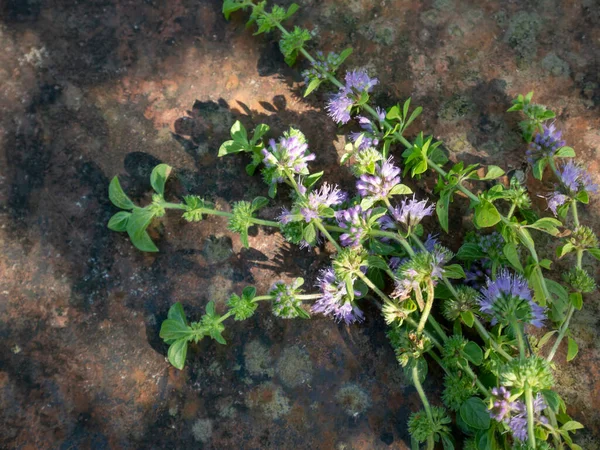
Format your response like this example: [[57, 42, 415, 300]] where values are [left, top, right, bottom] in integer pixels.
[[526, 124, 565, 164], [557, 161, 598, 194], [312, 268, 363, 324], [326, 69, 378, 124], [270, 279, 309, 319], [356, 157, 401, 200], [546, 191, 569, 216], [382, 196, 434, 230], [479, 270, 546, 328], [300, 182, 347, 222], [336, 205, 371, 248], [262, 135, 315, 182]]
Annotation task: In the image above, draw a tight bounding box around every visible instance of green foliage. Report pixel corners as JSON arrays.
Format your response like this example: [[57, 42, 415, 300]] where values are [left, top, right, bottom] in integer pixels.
[[228, 197, 270, 247], [227, 286, 258, 320], [401, 132, 445, 178], [460, 397, 490, 430], [279, 26, 311, 66], [408, 407, 453, 445], [508, 92, 556, 142]]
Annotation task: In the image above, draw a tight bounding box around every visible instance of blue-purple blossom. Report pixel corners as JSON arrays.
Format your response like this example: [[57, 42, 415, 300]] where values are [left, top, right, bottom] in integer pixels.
[[558, 161, 598, 194], [336, 205, 370, 248], [546, 191, 569, 216], [277, 207, 294, 225], [526, 124, 565, 163], [356, 157, 401, 200], [312, 267, 364, 324], [262, 136, 315, 179], [479, 270, 546, 328], [300, 182, 347, 222], [465, 260, 492, 289], [386, 196, 434, 229], [348, 110, 385, 150], [488, 387, 548, 442], [326, 70, 379, 124]]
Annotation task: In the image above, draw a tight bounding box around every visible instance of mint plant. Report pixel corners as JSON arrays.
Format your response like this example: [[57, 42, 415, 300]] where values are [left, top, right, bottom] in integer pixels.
[[106, 1, 599, 448]]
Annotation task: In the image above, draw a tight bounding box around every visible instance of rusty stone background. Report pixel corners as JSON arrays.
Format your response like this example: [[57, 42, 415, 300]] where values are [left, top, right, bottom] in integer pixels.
[[0, 0, 599, 448]]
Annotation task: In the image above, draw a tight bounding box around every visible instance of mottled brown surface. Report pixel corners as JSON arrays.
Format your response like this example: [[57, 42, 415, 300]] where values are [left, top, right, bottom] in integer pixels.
[[0, 0, 599, 448]]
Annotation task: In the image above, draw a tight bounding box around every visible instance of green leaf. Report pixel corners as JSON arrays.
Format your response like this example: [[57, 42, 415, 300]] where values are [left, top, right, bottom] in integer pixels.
[[218, 139, 246, 157], [108, 211, 131, 232], [570, 292, 583, 310], [242, 286, 257, 300], [474, 199, 501, 228], [561, 421, 584, 432], [250, 123, 270, 145], [222, 0, 246, 19], [167, 339, 188, 370], [303, 223, 316, 245], [230, 120, 248, 144], [285, 3, 299, 18], [367, 255, 389, 271], [463, 341, 483, 366], [538, 331, 557, 349], [251, 196, 269, 211], [533, 158, 547, 180], [338, 47, 353, 64], [304, 78, 322, 97], [108, 176, 135, 210], [168, 302, 188, 326], [386, 105, 400, 121], [389, 184, 413, 196], [404, 106, 423, 131], [160, 319, 192, 342], [503, 243, 523, 272], [575, 190, 589, 204], [360, 197, 376, 210], [541, 389, 562, 413], [587, 248, 600, 260], [150, 164, 172, 197], [436, 190, 451, 233], [444, 264, 466, 279], [554, 147, 575, 158], [527, 217, 562, 236], [461, 311, 475, 328], [480, 165, 505, 180], [567, 337, 578, 361], [126, 207, 158, 252], [460, 397, 491, 430], [304, 171, 324, 188]]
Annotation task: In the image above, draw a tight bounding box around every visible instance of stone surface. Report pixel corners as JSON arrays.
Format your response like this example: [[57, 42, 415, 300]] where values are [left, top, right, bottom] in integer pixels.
[[0, 0, 599, 448]]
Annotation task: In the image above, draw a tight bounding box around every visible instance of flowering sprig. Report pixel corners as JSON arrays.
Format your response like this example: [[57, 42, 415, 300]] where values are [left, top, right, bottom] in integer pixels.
[[102, 4, 599, 448]]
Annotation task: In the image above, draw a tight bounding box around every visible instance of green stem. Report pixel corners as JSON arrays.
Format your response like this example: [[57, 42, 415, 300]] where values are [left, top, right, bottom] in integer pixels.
[[473, 317, 513, 361], [356, 271, 394, 307], [296, 294, 323, 300], [507, 201, 517, 219], [546, 305, 575, 362], [511, 318, 526, 358], [416, 281, 435, 335], [525, 384, 537, 448], [411, 365, 435, 450], [459, 362, 490, 397], [162, 202, 187, 210], [370, 230, 413, 254], [314, 220, 342, 252]]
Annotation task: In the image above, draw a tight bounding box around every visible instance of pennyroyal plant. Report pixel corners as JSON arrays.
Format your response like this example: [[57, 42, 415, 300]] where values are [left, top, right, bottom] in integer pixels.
[[106, 2, 600, 448]]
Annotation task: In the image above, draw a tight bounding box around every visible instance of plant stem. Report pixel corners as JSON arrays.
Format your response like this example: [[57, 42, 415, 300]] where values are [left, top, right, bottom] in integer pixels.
[[314, 220, 342, 252], [546, 305, 575, 362], [370, 229, 413, 254], [417, 281, 435, 335], [473, 317, 513, 361], [525, 384, 537, 448], [356, 271, 394, 307], [162, 202, 187, 210], [296, 294, 323, 300], [511, 318, 526, 358], [459, 362, 490, 397], [411, 364, 435, 450]]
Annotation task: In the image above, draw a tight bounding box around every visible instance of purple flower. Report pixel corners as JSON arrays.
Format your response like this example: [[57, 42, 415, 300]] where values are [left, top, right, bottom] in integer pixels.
[[277, 207, 294, 225], [489, 386, 514, 422], [465, 260, 492, 289], [356, 157, 401, 200], [479, 270, 546, 328], [546, 191, 569, 216], [388, 196, 434, 229], [300, 182, 347, 222], [262, 136, 315, 178], [312, 268, 364, 324], [557, 161, 598, 194], [526, 124, 565, 164], [326, 70, 379, 124], [336, 205, 370, 248], [326, 92, 354, 124], [350, 132, 378, 151], [488, 386, 548, 442]]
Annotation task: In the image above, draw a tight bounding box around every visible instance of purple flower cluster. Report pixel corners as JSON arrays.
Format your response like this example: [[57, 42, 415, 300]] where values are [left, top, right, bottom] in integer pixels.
[[465, 260, 492, 289], [302, 51, 341, 83], [489, 386, 548, 442], [326, 70, 379, 124], [546, 192, 569, 216], [479, 270, 546, 328], [356, 157, 401, 200], [526, 124, 565, 163], [312, 267, 364, 324], [300, 182, 347, 222], [349, 108, 386, 150], [558, 161, 598, 194], [381, 196, 434, 230], [336, 205, 370, 248], [262, 136, 315, 179]]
